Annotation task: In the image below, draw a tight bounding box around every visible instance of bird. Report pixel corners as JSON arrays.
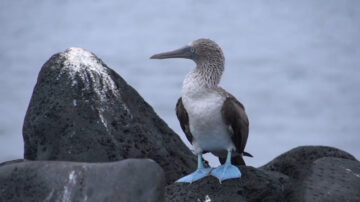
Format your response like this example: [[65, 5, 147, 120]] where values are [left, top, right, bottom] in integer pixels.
[[150, 38, 252, 183]]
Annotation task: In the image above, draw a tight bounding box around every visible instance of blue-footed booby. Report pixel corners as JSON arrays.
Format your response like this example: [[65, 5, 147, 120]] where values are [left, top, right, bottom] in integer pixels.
[[150, 38, 252, 183]]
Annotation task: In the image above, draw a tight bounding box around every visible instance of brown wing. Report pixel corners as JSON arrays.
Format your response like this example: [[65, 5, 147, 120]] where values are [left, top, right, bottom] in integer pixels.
[[176, 97, 193, 144], [221, 96, 249, 155]]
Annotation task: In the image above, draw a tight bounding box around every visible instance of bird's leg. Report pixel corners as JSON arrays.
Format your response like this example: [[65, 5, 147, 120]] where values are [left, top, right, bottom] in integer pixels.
[[176, 153, 212, 183], [211, 150, 241, 182]]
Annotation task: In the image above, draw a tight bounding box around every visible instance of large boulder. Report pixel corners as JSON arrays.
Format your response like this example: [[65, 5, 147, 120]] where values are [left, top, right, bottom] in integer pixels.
[[165, 166, 289, 202], [165, 146, 360, 202], [261, 146, 357, 179], [22, 47, 196, 184], [0, 159, 165, 202], [292, 157, 360, 202], [261, 146, 360, 201]]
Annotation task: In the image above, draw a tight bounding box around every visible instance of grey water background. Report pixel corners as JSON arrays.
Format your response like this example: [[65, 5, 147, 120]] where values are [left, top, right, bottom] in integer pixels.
[[0, 0, 359, 167]]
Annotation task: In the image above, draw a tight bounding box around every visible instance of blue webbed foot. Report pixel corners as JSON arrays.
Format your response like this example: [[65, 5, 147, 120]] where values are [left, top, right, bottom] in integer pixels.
[[176, 167, 212, 183], [211, 164, 241, 182]]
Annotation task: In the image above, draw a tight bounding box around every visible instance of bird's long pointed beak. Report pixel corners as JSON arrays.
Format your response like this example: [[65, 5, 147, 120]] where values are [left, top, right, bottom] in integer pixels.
[[150, 46, 192, 59]]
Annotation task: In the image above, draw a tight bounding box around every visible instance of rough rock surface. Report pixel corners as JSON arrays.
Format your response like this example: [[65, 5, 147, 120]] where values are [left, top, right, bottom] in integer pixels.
[[22, 47, 196, 184], [165, 166, 289, 202], [0, 159, 165, 202], [261, 146, 360, 202], [294, 157, 360, 202], [261, 146, 357, 179], [166, 146, 360, 202]]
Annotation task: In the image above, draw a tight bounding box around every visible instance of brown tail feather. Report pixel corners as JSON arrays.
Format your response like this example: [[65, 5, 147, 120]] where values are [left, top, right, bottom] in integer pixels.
[[243, 151, 253, 157]]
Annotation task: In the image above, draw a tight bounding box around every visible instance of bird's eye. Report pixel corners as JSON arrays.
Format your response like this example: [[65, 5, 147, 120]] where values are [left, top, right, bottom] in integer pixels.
[[190, 47, 195, 53]]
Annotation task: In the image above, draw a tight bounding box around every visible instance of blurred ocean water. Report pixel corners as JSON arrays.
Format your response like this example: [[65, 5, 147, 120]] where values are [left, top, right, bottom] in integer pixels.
[[0, 0, 359, 166]]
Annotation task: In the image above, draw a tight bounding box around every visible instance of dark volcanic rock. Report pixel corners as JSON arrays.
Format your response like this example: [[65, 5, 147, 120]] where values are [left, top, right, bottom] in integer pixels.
[[23, 47, 196, 184], [0, 159, 165, 202], [293, 157, 360, 202], [165, 166, 289, 202], [261, 146, 357, 179], [261, 146, 360, 202], [165, 146, 359, 202]]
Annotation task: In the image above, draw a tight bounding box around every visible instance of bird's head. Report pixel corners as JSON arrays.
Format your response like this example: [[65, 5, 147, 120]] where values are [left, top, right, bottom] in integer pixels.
[[150, 38, 224, 66]]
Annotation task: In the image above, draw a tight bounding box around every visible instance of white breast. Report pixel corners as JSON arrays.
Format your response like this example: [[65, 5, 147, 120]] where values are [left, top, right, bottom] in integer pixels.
[[182, 73, 235, 154]]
